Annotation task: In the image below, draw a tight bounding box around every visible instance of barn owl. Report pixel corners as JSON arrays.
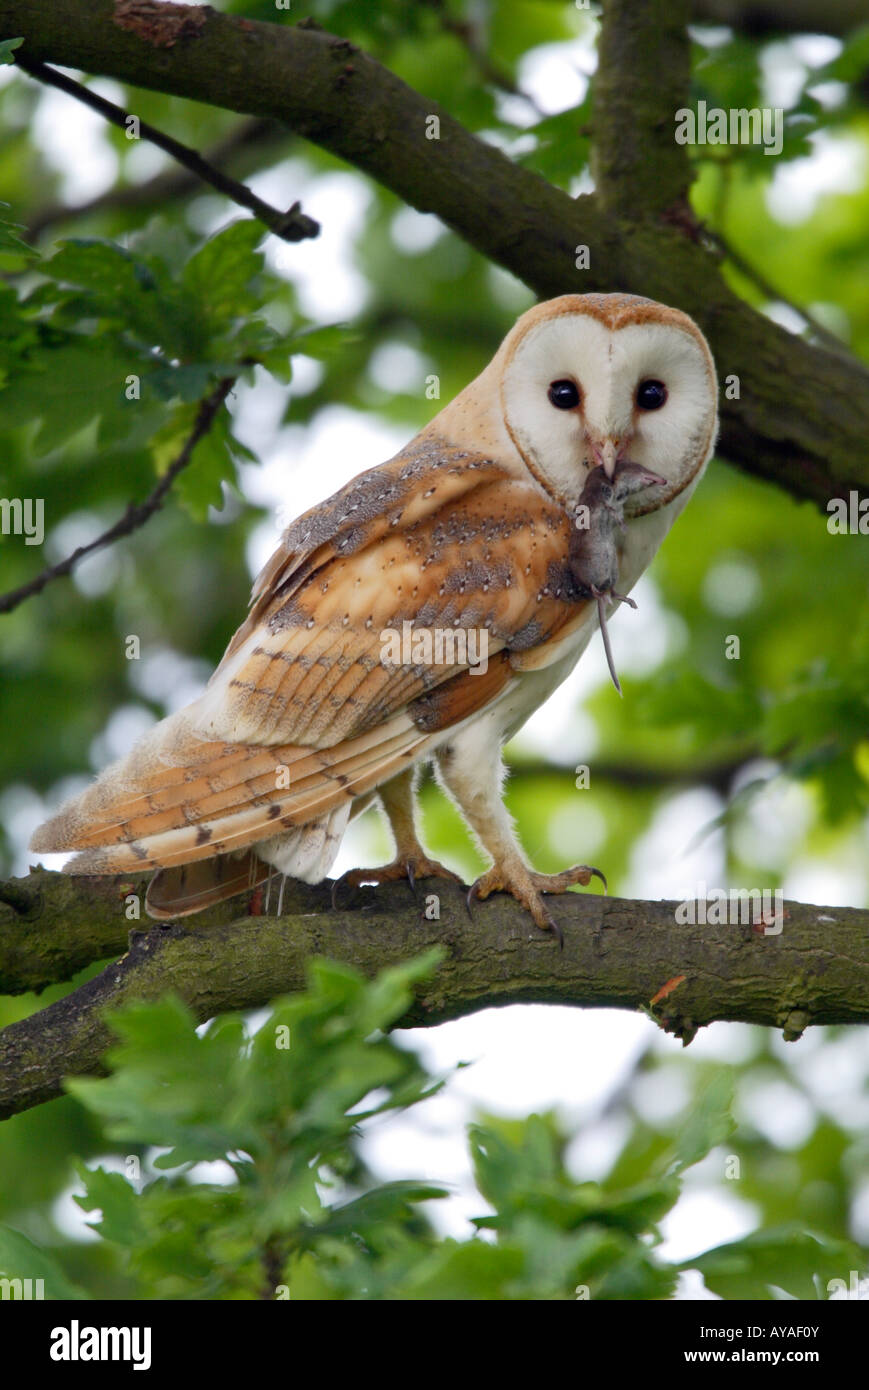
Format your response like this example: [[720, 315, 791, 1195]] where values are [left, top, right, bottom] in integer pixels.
[[31, 292, 718, 939]]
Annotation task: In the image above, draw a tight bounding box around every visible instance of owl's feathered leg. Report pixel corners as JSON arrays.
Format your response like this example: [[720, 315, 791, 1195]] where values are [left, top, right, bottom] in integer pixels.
[[331, 767, 461, 909], [435, 738, 604, 948]]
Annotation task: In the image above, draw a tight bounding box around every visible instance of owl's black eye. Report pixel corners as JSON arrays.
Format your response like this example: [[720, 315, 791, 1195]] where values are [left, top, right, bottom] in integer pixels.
[[548, 379, 580, 410], [636, 379, 667, 410]]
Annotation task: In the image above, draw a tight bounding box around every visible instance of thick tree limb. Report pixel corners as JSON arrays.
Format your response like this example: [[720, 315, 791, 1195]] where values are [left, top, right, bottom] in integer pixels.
[[1, 868, 867, 1119], [593, 0, 693, 216], [0, 869, 163, 996], [596, 4, 849, 358], [0, 0, 867, 506]]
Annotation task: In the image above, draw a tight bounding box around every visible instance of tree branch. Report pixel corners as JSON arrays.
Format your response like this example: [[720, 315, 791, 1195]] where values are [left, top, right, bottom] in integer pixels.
[[423, 0, 544, 114], [503, 753, 757, 794], [2, 0, 867, 507], [593, 0, 693, 216], [15, 56, 318, 243], [690, 0, 868, 37], [0, 371, 238, 616], [27, 116, 290, 240], [0, 869, 159, 996], [1, 869, 866, 1119], [706, 227, 853, 358]]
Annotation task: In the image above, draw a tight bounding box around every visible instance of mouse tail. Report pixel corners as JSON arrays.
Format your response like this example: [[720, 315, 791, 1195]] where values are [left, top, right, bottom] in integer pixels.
[[597, 594, 623, 696]]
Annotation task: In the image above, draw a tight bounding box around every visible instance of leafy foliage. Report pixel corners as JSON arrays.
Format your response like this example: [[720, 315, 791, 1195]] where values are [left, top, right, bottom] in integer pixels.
[[2, 217, 293, 497], [62, 954, 448, 1299], [4, 957, 863, 1300]]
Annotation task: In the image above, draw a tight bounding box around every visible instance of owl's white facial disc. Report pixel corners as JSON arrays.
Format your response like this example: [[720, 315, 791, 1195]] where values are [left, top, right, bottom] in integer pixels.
[[500, 309, 718, 515]]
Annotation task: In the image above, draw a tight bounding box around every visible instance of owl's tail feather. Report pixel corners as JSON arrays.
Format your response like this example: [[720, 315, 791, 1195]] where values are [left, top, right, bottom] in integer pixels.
[[145, 849, 268, 919], [32, 710, 397, 852], [145, 801, 350, 918], [31, 707, 426, 877]]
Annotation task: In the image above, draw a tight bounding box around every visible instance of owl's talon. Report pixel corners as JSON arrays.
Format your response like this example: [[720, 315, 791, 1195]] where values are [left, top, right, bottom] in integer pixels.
[[529, 865, 607, 894], [544, 909, 564, 951], [465, 859, 605, 943], [534, 864, 606, 896]]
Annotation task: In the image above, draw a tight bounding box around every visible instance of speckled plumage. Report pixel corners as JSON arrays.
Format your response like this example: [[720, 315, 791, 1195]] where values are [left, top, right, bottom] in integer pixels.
[[31, 292, 718, 930]]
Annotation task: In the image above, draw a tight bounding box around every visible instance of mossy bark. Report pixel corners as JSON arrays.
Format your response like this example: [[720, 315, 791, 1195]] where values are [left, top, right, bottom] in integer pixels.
[[2, 872, 868, 1119]]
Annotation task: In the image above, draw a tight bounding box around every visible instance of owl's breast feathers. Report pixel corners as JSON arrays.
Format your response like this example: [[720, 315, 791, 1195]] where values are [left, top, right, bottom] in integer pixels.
[[32, 439, 591, 875]]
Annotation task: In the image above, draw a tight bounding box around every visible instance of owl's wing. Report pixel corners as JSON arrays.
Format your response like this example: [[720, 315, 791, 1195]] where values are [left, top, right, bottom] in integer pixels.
[[32, 440, 590, 875], [224, 439, 511, 661]]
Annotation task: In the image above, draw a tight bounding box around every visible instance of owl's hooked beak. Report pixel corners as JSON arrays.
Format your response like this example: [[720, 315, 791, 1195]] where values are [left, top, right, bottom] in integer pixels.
[[586, 434, 630, 479]]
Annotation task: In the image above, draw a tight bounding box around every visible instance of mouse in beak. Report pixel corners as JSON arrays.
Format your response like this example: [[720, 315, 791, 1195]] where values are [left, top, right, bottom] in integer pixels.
[[568, 460, 667, 695]]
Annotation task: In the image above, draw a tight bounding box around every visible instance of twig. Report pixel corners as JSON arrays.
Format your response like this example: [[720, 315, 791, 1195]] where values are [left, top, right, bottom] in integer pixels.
[[260, 1236, 287, 1300], [0, 373, 238, 615], [27, 116, 289, 240], [14, 56, 319, 244], [422, 0, 545, 116], [707, 227, 850, 356]]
